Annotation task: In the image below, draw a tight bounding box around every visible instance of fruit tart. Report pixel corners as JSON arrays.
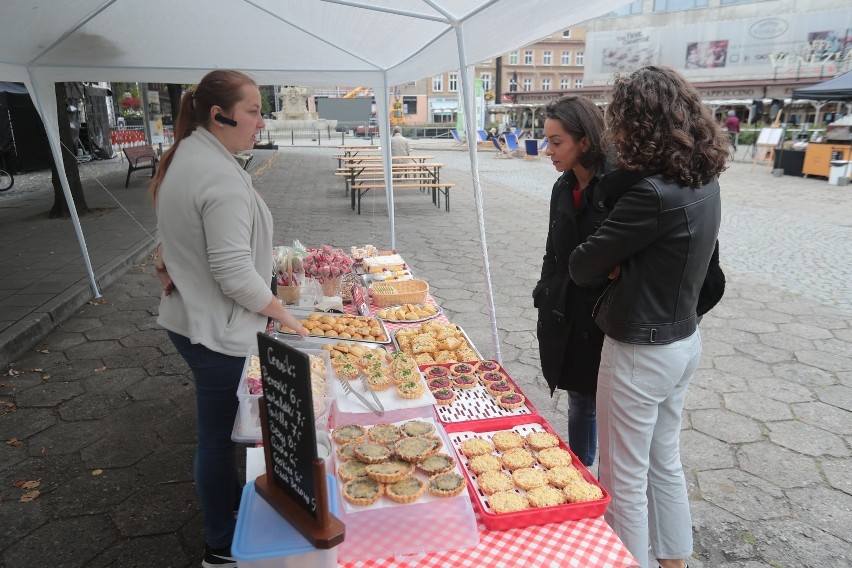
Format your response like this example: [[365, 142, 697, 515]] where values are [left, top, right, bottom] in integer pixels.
[[342, 478, 384, 506], [479, 370, 506, 385], [431, 387, 457, 405], [428, 472, 467, 497], [426, 376, 452, 391], [475, 360, 502, 373], [423, 365, 449, 380], [449, 362, 475, 376], [487, 380, 514, 398], [497, 392, 526, 410], [385, 476, 427, 504], [451, 374, 478, 389]]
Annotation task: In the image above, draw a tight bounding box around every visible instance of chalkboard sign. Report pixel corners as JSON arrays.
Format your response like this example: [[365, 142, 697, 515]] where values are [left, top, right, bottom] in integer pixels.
[[757, 127, 784, 147], [256, 333, 319, 519]]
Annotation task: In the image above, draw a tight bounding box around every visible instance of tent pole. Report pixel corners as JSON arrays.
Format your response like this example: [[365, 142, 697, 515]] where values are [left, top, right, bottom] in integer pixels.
[[454, 25, 502, 364], [376, 76, 395, 250], [26, 74, 101, 299]]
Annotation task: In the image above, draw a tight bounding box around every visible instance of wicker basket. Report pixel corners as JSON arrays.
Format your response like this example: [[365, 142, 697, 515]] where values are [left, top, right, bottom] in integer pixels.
[[370, 279, 429, 306]]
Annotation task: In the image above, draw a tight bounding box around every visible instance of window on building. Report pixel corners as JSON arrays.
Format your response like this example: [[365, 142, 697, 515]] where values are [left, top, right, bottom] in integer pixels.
[[509, 51, 519, 65], [608, 0, 643, 16], [524, 50, 534, 65], [432, 74, 443, 91], [562, 29, 571, 38], [720, 0, 758, 4], [448, 73, 458, 92], [543, 51, 552, 65], [523, 78, 532, 91], [560, 77, 570, 90], [574, 78, 583, 89], [432, 111, 456, 123], [654, 0, 707, 12], [481, 73, 492, 92], [403, 96, 417, 114], [575, 51, 584, 66], [542, 78, 551, 91], [561, 51, 571, 65]]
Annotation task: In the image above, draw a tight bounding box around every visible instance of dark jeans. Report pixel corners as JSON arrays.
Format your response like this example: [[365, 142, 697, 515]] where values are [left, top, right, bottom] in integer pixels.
[[568, 390, 597, 467], [168, 331, 245, 550]]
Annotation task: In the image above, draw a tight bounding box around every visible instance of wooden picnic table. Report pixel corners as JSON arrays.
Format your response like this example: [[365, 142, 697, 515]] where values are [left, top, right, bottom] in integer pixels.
[[335, 162, 452, 214], [334, 153, 434, 169]]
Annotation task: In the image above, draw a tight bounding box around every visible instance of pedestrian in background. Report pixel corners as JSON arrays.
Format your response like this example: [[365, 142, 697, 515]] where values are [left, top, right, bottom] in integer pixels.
[[569, 66, 726, 568], [390, 125, 410, 157], [151, 69, 306, 568], [533, 95, 609, 467], [724, 109, 740, 154]]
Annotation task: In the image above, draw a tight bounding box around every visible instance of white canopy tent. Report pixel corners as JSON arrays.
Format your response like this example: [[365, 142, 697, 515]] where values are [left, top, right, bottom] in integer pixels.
[[0, 0, 625, 361]]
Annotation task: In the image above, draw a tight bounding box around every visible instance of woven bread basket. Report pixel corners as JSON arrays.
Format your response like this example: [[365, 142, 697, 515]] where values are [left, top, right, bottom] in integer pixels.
[[370, 279, 429, 306]]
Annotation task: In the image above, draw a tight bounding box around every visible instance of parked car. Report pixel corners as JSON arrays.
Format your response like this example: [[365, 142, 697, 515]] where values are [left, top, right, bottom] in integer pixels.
[[356, 118, 379, 137]]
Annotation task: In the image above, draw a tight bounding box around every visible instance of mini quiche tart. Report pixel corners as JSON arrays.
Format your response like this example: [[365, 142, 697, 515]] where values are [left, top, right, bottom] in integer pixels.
[[488, 490, 529, 513], [477, 470, 515, 495], [392, 365, 418, 384], [537, 446, 574, 469], [497, 392, 525, 410], [487, 380, 514, 397], [428, 472, 467, 497], [397, 380, 424, 399], [475, 360, 501, 373], [353, 441, 392, 464], [449, 362, 475, 376], [451, 374, 478, 389], [365, 459, 415, 483], [336, 441, 360, 462], [342, 478, 384, 506], [511, 467, 548, 490], [417, 453, 456, 476], [394, 435, 442, 463], [332, 424, 367, 445], [337, 362, 361, 380], [337, 459, 369, 482], [426, 376, 452, 391], [364, 368, 393, 391], [467, 454, 503, 475], [368, 423, 402, 445], [491, 431, 525, 452], [501, 448, 536, 471], [386, 476, 426, 504], [525, 431, 560, 451], [401, 420, 435, 438], [432, 387, 457, 405], [459, 437, 494, 458], [479, 370, 506, 384], [527, 485, 568, 508], [424, 365, 449, 379]]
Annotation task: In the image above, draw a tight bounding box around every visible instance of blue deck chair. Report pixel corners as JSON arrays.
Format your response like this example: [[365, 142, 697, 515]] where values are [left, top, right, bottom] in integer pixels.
[[524, 138, 540, 159], [502, 133, 524, 157], [477, 130, 490, 143], [491, 137, 512, 158], [450, 128, 466, 147], [539, 137, 548, 152]]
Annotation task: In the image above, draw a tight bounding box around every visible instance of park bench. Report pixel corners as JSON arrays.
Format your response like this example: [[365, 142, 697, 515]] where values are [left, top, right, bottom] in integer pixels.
[[123, 145, 158, 187], [351, 181, 454, 214]]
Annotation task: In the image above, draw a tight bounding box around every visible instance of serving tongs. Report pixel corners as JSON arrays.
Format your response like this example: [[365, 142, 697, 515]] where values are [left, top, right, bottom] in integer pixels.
[[337, 374, 384, 416]]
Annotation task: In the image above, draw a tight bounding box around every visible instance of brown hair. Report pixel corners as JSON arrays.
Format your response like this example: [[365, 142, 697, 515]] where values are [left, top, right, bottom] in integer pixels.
[[544, 95, 606, 171], [150, 69, 257, 203], [607, 66, 728, 188]]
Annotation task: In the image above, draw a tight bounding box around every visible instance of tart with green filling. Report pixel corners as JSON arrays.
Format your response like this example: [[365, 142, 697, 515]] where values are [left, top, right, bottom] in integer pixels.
[[342, 478, 384, 506], [428, 472, 467, 497], [337, 459, 369, 482], [401, 420, 435, 438], [397, 379, 424, 399], [394, 435, 442, 463], [386, 476, 426, 504], [353, 441, 392, 464], [365, 459, 415, 483], [417, 453, 456, 476], [336, 441, 359, 461], [332, 424, 367, 445], [368, 423, 401, 445]]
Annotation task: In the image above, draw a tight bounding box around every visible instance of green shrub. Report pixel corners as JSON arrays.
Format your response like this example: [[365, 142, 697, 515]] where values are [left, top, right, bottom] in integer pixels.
[[737, 130, 757, 146]]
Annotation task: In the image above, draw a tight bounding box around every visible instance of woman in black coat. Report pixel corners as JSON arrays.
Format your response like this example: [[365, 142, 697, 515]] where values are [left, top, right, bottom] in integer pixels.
[[532, 95, 609, 466]]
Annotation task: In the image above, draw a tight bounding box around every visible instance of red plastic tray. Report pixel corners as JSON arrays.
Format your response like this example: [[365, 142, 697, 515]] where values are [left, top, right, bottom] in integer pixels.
[[420, 361, 539, 429], [445, 415, 610, 531]]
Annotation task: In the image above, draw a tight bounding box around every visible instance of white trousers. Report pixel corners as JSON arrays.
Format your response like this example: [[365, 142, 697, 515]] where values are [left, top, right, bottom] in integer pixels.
[[597, 330, 701, 568]]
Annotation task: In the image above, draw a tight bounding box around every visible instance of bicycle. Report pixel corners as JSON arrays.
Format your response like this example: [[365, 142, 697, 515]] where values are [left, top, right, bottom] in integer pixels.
[[0, 153, 13, 192]]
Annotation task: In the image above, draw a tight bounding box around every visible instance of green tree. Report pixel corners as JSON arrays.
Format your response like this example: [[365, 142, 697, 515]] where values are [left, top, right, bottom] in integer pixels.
[[49, 82, 88, 218]]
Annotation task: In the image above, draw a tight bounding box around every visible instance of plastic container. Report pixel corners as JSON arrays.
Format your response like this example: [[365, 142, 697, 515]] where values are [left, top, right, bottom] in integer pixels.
[[231, 475, 340, 568], [446, 415, 610, 531], [828, 160, 851, 185], [234, 348, 334, 443]]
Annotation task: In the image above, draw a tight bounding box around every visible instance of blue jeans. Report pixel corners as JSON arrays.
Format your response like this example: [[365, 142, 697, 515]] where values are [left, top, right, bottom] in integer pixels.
[[168, 331, 245, 550], [568, 390, 597, 467]]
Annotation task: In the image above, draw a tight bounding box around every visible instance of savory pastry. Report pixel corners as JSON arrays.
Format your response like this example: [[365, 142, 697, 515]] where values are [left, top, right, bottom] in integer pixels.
[[475, 360, 501, 373], [428, 472, 467, 497], [459, 437, 494, 458], [337, 362, 361, 380], [491, 430, 525, 452], [386, 476, 426, 504], [336, 441, 359, 462], [365, 459, 415, 483], [497, 392, 526, 410], [537, 446, 574, 469], [527, 485, 568, 508], [417, 453, 456, 476], [526, 431, 560, 451], [468, 454, 503, 475], [451, 374, 478, 389], [511, 467, 548, 490], [368, 423, 401, 445], [400, 420, 435, 438], [449, 362, 475, 376], [501, 448, 536, 471], [488, 490, 529, 513], [332, 424, 367, 445], [394, 435, 441, 463], [477, 470, 515, 495], [545, 465, 584, 488], [353, 441, 392, 464], [337, 459, 369, 482], [364, 368, 393, 391], [432, 388, 457, 405], [391, 365, 419, 384], [563, 479, 604, 503], [487, 380, 515, 397], [396, 379, 424, 399], [342, 478, 384, 506]]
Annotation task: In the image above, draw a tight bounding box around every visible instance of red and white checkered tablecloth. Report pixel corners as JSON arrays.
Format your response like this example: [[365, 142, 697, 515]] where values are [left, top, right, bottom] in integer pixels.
[[339, 512, 637, 567]]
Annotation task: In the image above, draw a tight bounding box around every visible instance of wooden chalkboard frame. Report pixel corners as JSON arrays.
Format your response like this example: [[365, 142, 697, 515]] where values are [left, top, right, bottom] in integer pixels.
[[254, 333, 345, 549]]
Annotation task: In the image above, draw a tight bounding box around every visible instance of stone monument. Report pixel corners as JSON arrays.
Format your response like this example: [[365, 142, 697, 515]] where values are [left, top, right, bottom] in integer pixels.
[[266, 86, 336, 131]]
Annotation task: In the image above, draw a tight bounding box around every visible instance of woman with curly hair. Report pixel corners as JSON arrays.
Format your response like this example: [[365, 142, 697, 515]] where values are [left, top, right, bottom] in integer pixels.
[[569, 66, 727, 568]]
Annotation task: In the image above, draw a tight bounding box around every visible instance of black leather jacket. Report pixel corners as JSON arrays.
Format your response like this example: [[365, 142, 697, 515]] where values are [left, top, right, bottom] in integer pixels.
[[568, 170, 721, 344]]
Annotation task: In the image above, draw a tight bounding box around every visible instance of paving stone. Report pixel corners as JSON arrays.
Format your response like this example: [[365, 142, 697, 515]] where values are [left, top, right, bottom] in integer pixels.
[[58, 392, 131, 421], [62, 340, 120, 361], [771, 362, 836, 388], [794, 349, 852, 373], [2, 512, 118, 567], [778, 322, 834, 340], [110, 481, 200, 537], [744, 377, 814, 404], [83, 320, 138, 341], [690, 500, 756, 567], [691, 408, 764, 444], [143, 352, 188, 376], [792, 401, 852, 435], [728, 318, 778, 334], [102, 345, 164, 370], [692, 369, 750, 393], [56, 317, 102, 333], [745, 308, 796, 324], [797, 314, 850, 330], [80, 366, 147, 395], [786, 486, 852, 544], [822, 458, 852, 495], [753, 519, 852, 568], [767, 420, 849, 457], [0, 499, 46, 551], [700, 338, 737, 357], [696, 469, 791, 521], [125, 374, 194, 402], [43, 466, 146, 518], [135, 444, 195, 485], [4, 407, 57, 440], [26, 419, 106, 457], [117, 329, 171, 348], [723, 391, 793, 421], [37, 330, 87, 352], [713, 356, 772, 379], [737, 441, 822, 488], [732, 342, 792, 364], [14, 380, 84, 408], [756, 331, 814, 352], [680, 429, 736, 471], [10, 348, 68, 370], [88, 533, 192, 568], [0, 442, 27, 476], [0, 454, 86, 496], [813, 337, 852, 359], [711, 328, 761, 346]]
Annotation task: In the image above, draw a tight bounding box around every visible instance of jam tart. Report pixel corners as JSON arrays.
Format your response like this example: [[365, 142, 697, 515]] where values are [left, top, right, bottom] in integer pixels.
[[365, 459, 415, 483], [417, 453, 456, 476], [475, 360, 501, 373], [479, 370, 506, 384], [426, 376, 452, 391], [400, 420, 435, 438], [332, 424, 367, 445], [342, 478, 384, 506], [385, 476, 426, 504], [497, 392, 525, 410], [394, 435, 442, 463], [451, 374, 478, 389], [353, 441, 392, 464], [424, 365, 449, 379], [432, 387, 457, 405], [368, 423, 401, 445], [449, 362, 475, 376], [428, 472, 467, 497], [487, 380, 514, 397]]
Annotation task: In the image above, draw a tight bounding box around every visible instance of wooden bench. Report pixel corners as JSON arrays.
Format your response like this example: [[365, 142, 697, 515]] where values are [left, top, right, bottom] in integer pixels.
[[352, 182, 454, 214], [123, 145, 158, 187]]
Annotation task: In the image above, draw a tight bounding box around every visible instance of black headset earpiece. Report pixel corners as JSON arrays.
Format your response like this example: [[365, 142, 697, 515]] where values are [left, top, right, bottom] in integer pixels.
[[214, 113, 238, 127]]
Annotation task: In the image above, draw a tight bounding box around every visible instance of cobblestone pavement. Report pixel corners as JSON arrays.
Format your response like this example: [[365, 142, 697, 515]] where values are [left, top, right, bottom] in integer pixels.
[[0, 140, 850, 567]]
